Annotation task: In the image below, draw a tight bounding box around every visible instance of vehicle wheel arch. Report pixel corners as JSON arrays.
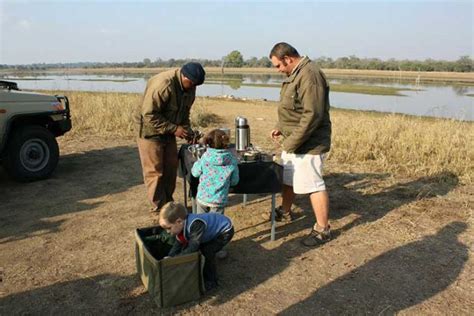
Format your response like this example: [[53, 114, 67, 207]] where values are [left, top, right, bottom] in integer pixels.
[[2, 122, 60, 182], [1, 114, 54, 152]]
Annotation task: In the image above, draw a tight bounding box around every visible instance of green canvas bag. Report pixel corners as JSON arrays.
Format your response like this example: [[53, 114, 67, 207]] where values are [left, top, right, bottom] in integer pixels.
[[135, 226, 204, 308]]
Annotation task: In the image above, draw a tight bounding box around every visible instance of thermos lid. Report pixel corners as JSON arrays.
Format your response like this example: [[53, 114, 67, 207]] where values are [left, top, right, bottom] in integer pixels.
[[235, 116, 248, 126]]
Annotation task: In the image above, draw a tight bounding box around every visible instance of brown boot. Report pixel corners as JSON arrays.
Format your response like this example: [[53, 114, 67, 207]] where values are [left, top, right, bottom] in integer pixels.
[[265, 206, 295, 223]]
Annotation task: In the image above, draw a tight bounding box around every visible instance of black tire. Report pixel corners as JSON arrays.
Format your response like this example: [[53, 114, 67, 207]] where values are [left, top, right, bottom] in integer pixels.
[[4, 126, 59, 182]]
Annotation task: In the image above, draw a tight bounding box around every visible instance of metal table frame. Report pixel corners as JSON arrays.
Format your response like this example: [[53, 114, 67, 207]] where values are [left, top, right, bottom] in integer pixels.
[[180, 150, 280, 241]]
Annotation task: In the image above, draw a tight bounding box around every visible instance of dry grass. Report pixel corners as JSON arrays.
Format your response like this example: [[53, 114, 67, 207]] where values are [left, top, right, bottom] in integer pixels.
[[59, 91, 473, 184], [329, 110, 473, 183], [64, 91, 141, 136], [189, 102, 224, 128]]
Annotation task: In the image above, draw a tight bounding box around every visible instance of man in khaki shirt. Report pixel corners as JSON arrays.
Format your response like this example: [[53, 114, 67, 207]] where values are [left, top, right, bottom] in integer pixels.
[[269, 42, 332, 246], [135, 62, 205, 211]]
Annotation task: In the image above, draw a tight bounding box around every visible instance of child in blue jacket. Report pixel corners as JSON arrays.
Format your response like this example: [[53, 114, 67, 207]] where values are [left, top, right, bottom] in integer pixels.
[[191, 129, 239, 214], [160, 202, 234, 291]]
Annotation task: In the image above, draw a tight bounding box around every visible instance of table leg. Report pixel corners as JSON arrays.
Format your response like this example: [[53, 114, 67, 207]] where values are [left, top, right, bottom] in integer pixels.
[[183, 176, 188, 208], [243, 194, 247, 207], [271, 193, 276, 241], [192, 197, 197, 214], [180, 158, 188, 209]]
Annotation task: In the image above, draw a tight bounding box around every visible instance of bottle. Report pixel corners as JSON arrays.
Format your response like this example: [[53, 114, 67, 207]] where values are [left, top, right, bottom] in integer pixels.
[[235, 116, 250, 151]]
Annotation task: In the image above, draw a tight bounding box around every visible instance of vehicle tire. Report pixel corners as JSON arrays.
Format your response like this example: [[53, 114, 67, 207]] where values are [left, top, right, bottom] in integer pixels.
[[4, 125, 59, 182]]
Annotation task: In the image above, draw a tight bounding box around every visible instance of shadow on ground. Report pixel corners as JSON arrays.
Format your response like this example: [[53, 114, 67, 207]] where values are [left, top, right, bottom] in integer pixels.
[[279, 221, 468, 315], [325, 171, 459, 236], [0, 273, 154, 314], [197, 171, 462, 309], [0, 145, 142, 243], [1, 170, 464, 314], [235, 171, 459, 242]]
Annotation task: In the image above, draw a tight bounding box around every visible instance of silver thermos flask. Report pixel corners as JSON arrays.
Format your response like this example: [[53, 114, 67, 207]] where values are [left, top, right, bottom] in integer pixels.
[[235, 116, 250, 151]]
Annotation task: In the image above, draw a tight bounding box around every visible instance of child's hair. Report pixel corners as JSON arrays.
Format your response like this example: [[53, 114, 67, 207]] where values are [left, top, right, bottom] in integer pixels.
[[203, 129, 230, 149], [159, 202, 187, 223]]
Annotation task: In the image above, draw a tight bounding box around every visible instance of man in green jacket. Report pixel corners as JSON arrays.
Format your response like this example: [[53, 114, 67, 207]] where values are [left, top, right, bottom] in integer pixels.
[[134, 62, 205, 211], [269, 42, 332, 246]]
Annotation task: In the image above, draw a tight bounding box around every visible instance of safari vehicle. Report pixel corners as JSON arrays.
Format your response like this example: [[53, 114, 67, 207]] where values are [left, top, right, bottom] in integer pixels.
[[0, 80, 71, 181]]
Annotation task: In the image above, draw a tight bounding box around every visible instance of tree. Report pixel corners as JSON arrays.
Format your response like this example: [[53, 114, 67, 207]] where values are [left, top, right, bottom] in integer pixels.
[[245, 57, 258, 67], [454, 56, 472, 72], [257, 57, 272, 68], [143, 58, 151, 67], [224, 50, 244, 67]]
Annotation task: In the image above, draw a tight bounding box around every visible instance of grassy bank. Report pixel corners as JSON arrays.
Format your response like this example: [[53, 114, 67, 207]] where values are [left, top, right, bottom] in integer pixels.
[[58, 91, 473, 184]]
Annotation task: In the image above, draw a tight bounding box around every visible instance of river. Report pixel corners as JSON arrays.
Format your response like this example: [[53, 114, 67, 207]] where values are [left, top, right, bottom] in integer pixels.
[[2, 73, 472, 121]]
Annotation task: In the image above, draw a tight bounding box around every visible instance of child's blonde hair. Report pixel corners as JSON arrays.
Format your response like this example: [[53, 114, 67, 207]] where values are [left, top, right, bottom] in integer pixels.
[[159, 202, 187, 223], [203, 129, 229, 149]]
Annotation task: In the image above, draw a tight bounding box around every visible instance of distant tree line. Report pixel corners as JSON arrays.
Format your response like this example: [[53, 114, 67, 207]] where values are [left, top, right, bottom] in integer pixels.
[[0, 50, 472, 72], [313, 55, 472, 72]]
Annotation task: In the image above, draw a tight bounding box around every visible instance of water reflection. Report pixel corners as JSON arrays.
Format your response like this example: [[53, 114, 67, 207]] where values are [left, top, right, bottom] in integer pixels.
[[1, 73, 472, 121], [452, 85, 470, 96], [228, 80, 241, 90], [248, 74, 273, 84]]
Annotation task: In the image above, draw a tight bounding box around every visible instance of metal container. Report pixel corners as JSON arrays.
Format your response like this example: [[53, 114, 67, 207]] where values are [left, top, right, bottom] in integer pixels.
[[235, 116, 250, 151], [241, 151, 259, 163]]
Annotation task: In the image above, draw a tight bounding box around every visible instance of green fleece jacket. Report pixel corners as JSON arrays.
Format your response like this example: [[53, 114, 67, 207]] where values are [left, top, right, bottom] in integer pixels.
[[134, 69, 195, 139], [276, 57, 332, 155]]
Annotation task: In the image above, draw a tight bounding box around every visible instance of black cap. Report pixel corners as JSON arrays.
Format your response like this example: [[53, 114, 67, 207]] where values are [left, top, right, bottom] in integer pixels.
[[181, 62, 206, 85]]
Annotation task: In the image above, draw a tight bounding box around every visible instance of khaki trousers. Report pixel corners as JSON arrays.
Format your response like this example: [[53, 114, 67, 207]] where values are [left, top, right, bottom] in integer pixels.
[[137, 137, 178, 210]]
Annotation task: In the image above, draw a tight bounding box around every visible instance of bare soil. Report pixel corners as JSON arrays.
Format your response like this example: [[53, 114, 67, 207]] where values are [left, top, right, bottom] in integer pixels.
[[1, 103, 473, 315]]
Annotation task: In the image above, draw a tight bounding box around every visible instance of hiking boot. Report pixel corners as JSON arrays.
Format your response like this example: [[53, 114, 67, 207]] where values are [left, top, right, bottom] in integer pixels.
[[264, 206, 295, 222], [274, 206, 295, 222], [301, 224, 331, 247]]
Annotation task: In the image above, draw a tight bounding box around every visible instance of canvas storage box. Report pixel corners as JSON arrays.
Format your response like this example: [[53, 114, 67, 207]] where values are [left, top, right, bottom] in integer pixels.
[[135, 226, 204, 308]]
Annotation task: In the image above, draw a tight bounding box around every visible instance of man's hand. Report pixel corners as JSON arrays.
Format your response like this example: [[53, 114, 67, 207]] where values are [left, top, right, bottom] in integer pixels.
[[174, 126, 189, 139], [271, 129, 283, 148], [270, 129, 282, 140]]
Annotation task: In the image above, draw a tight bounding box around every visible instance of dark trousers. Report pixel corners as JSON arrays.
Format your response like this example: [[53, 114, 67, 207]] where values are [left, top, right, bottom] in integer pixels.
[[200, 227, 234, 283], [137, 137, 178, 210]]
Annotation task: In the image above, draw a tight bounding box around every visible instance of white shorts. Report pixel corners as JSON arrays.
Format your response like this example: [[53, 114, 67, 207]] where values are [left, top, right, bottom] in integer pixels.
[[281, 151, 327, 194]]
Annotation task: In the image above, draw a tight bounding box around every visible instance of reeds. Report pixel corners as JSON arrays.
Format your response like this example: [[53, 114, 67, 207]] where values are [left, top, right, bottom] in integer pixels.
[[60, 91, 473, 183]]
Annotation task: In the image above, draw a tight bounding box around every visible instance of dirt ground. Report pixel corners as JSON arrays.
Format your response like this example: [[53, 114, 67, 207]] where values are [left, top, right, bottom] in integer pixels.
[[1, 103, 473, 315]]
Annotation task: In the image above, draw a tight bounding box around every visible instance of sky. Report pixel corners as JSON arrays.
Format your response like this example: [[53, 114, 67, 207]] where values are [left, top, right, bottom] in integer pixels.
[[0, 0, 472, 65]]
